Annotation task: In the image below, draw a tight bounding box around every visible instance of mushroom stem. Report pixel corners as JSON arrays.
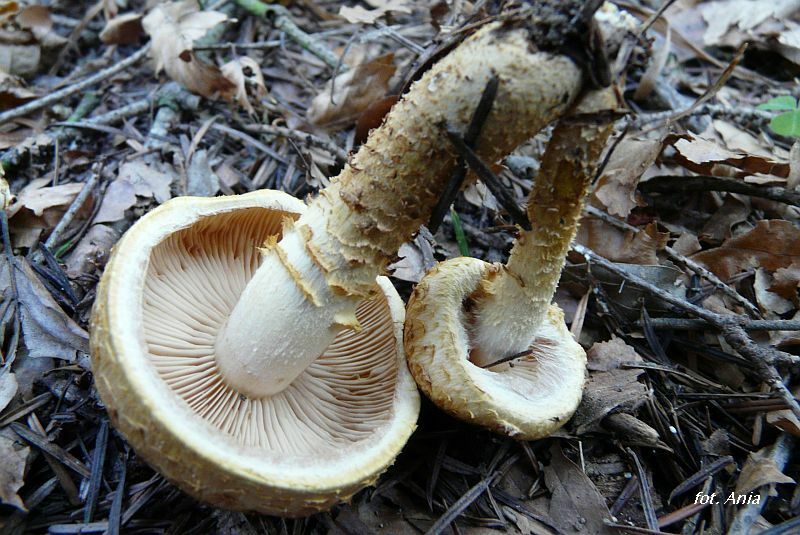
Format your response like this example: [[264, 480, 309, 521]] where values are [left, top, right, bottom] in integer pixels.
[[213, 22, 585, 398], [470, 89, 617, 367]]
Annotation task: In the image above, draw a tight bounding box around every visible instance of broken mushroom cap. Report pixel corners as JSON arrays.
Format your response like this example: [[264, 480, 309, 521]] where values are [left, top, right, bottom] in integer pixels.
[[404, 257, 586, 440], [90, 190, 419, 516]]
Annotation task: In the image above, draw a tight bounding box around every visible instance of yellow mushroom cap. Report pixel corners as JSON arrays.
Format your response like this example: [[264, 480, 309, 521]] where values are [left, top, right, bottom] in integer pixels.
[[404, 256, 586, 440], [90, 190, 419, 516]]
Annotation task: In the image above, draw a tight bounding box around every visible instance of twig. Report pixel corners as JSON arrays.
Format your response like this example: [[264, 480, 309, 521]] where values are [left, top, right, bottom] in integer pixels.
[[640, 175, 800, 207], [429, 76, 499, 233], [637, 318, 800, 331], [233, 1, 342, 69], [729, 434, 795, 535], [0, 43, 151, 125], [211, 124, 289, 164], [194, 39, 281, 51], [584, 205, 761, 317], [445, 129, 531, 229], [425, 473, 499, 535], [242, 124, 347, 161], [572, 243, 800, 420], [40, 170, 102, 255], [627, 448, 659, 531]]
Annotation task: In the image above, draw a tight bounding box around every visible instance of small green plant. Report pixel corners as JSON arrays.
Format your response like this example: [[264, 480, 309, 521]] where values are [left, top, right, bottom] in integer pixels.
[[758, 95, 800, 137]]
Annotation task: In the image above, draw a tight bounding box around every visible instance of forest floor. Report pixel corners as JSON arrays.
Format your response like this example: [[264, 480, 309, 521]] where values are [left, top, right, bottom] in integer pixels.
[[1, 0, 800, 533]]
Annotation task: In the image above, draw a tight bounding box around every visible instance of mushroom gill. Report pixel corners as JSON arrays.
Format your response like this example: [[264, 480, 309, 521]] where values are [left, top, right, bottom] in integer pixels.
[[141, 208, 397, 454]]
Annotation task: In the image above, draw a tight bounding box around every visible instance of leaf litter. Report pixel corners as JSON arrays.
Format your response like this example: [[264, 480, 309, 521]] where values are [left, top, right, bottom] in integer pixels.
[[1, 0, 800, 533]]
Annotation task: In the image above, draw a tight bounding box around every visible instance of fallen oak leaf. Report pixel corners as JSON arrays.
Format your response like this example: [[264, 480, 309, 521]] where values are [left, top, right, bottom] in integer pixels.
[[591, 137, 662, 218], [142, 0, 234, 99], [16, 5, 67, 48], [692, 219, 800, 280], [666, 133, 789, 178], [220, 56, 266, 114], [307, 53, 396, 129], [735, 444, 795, 495]]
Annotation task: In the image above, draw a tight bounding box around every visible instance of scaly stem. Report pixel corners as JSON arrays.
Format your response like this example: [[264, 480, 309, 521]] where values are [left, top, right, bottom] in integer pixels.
[[470, 89, 617, 366], [214, 22, 585, 398]]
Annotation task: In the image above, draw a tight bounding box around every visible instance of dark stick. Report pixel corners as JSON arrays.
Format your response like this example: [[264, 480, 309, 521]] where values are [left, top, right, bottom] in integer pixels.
[[640, 175, 800, 207], [429, 76, 499, 233], [445, 130, 531, 229]]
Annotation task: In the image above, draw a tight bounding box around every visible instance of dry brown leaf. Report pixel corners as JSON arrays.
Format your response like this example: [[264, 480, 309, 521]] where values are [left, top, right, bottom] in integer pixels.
[[186, 150, 219, 197], [769, 263, 800, 305], [16, 5, 66, 48], [220, 56, 266, 114], [100, 12, 144, 45], [388, 242, 425, 283], [65, 224, 118, 279], [339, 0, 412, 24], [142, 0, 234, 99], [7, 178, 82, 220], [544, 444, 616, 535], [0, 70, 36, 111], [672, 232, 702, 256], [573, 337, 648, 433], [713, 119, 785, 160], [307, 53, 396, 129], [95, 159, 176, 223], [0, 371, 17, 414], [766, 409, 800, 436], [735, 445, 795, 495], [693, 220, 800, 280], [592, 138, 662, 217], [577, 218, 668, 264], [754, 268, 794, 315], [0, 258, 89, 362], [698, 195, 750, 246], [667, 133, 789, 178], [0, 429, 28, 511], [586, 336, 643, 372]]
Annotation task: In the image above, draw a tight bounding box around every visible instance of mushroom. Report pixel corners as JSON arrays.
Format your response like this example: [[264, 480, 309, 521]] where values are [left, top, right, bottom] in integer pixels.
[[90, 190, 420, 515], [91, 5, 606, 514], [404, 89, 618, 439]]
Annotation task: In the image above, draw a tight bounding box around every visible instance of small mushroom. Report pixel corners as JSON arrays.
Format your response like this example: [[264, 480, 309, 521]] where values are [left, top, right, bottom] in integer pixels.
[[91, 190, 420, 515], [404, 89, 618, 440]]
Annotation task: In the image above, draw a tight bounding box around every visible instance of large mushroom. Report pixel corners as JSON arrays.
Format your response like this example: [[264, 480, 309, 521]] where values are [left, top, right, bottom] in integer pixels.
[[91, 2, 606, 515], [404, 89, 618, 439], [91, 190, 420, 515]]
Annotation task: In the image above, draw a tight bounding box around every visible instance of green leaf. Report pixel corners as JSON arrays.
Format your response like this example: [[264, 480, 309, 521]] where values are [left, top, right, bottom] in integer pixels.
[[757, 95, 797, 111], [769, 110, 800, 137], [449, 207, 470, 257]]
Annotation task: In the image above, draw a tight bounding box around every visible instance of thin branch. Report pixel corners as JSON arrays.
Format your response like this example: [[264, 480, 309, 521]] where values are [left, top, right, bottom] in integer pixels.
[[640, 175, 800, 207], [242, 124, 347, 161], [233, 1, 342, 69], [0, 43, 151, 125], [637, 318, 800, 331]]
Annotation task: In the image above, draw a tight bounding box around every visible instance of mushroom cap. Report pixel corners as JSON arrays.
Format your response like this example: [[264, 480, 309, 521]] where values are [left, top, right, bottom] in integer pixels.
[[404, 256, 586, 440], [90, 190, 419, 516]]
